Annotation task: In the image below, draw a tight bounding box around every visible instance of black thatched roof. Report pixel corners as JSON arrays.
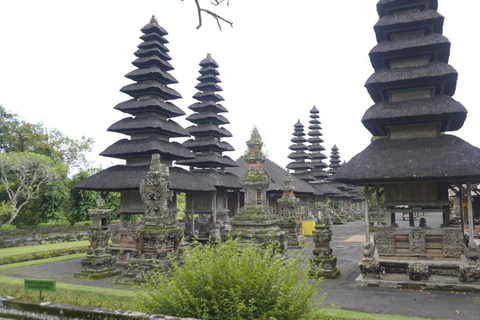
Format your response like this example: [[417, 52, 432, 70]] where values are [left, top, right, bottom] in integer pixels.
[[132, 55, 173, 71], [183, 138, 234, 153], [100, 137, 194, 161], [186, 124, 232, 138], [114, 97, 185, 118], [134, 47, 171, 62], [226, 157, 318, 195], [141, 17, 168, 36], [333, 135, 480, 184], [108, 117, 190, 137], [138, 40, 169, 53], [310, 181, 342, 196], [125, 66, 178, 84], [121, 80, 182, 100], [189, 101, 228, 113], [186, 111, 229, 125], [362, 94, 467, 136], [192, 92, 224, 103], [176, 152, 237, 168], [366, 62, 457, 102], [376, 0, 438, 18], [374, 9, 443, 43], [75, 165, 218, 192], [190, 170, 242, 189], [369, 33, 450, 70]]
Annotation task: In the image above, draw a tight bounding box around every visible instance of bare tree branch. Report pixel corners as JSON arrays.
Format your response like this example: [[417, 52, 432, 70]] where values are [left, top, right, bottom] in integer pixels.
[[185, 0, 233, 30]]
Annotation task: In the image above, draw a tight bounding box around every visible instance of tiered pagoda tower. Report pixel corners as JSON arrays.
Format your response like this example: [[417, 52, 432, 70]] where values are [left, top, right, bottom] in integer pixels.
[[307, 106, 329, 181], [177, 54, 240, 242], [286, 121, 314, 181], [77, 16, 194, 216], [176, 54, 237, 170], [327, 145, 341, 178], [334, 0, 480, 288]]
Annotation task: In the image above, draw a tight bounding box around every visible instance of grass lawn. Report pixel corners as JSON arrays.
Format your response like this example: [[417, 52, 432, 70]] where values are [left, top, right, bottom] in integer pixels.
[[0, 240, 89, 258]]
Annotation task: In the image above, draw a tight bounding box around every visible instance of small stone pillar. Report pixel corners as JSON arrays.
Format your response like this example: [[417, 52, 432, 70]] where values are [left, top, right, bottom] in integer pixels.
[[277, 173, 306, 248], [310, 215, 339, 279], [358, 187, 379, 279], [75, 200, 120, 279]]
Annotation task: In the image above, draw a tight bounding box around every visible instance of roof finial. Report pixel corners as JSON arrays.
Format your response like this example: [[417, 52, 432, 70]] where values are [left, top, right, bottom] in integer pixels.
[[207, 53, 212, 59], [151, 15, 158, 23]]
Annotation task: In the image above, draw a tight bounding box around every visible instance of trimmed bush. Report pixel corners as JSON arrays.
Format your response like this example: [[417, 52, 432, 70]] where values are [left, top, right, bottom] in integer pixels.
[[137, 239, 322, 320]]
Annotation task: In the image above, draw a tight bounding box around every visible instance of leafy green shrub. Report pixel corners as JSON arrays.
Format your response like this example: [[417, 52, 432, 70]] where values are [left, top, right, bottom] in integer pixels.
[[137, 239, 321, 320], [0, 223, 16, 231]]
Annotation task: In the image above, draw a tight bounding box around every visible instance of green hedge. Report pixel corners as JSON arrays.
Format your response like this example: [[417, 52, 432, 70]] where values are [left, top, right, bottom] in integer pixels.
[[0, 246, 88, 265]]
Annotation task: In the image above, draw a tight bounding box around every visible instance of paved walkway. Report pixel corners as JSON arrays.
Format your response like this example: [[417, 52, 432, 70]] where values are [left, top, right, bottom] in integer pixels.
[[1, 213, 479, 320]]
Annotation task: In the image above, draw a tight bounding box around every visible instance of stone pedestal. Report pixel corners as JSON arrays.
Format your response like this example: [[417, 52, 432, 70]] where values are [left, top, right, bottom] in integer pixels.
[[75, 208, 120, 279], [277, 221, 306, 248], [310, 222, 339, 278]]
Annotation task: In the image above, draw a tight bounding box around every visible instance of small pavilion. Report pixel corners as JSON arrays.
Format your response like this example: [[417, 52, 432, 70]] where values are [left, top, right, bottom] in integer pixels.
[[334, 0, 480, 288]]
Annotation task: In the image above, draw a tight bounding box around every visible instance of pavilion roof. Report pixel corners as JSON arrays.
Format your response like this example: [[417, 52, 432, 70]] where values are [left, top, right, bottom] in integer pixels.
[[362, 94, 467, 136], [333, 135, 480, 184], [100, 136, 194, 161]]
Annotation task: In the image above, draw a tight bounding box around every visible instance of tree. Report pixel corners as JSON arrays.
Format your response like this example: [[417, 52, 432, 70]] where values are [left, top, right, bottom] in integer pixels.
[[0, 106, 94, 172], [184, 0, 233, 30], [0, 152, 65, 225]]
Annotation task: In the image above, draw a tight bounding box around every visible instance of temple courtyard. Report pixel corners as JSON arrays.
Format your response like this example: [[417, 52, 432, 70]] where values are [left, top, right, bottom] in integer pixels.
[[2, 214, 479, 320]]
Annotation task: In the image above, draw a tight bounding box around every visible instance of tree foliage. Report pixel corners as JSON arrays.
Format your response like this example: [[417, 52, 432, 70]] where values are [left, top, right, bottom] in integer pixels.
[[0, 152, 66, 225], [0, 106, 94, 172], [137, 239, 321, 320]]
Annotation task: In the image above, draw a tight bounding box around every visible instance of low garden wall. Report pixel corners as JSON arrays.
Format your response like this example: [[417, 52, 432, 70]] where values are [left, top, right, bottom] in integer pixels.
[[0, 226, 89, 248], [0, 297, 199, 320]]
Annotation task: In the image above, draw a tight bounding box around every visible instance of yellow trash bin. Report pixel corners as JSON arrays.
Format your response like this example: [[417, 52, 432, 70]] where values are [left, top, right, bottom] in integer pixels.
[[302, 220, 316, 236]]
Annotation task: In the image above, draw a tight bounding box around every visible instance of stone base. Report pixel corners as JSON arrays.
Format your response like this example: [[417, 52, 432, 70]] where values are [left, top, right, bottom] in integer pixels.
[[311, 267, 340, 279], [74, 268, 121, 280], [310, 256, 340, 279], [356, 273, 480, 292], [286, 234, 307, 248]]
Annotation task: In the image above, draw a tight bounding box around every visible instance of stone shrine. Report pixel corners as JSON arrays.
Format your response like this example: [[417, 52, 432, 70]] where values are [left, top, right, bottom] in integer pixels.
[[231, 127, 286, 250], [75, 202, 119, 279], [277, 173, 307, 248]]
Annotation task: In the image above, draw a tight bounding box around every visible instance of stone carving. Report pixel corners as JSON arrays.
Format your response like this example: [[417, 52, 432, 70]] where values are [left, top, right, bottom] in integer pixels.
[[375, 226, 394, 256], [459, 264, 480, 283], [407, 263, 429, 281], [139, 154, 174, 227], [358, 242, 379, 278], [443, 228, 464, 258], [409, 228, 426, 257]]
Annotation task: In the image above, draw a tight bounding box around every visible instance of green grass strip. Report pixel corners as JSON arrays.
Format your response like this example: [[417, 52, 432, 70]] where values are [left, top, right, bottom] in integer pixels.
[[0, 241, 90, 257], [316, 308, 450, 320], [0, 253, 86, 271]]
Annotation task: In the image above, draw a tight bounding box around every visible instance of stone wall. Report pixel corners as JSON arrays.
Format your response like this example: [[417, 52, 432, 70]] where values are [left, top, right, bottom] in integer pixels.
[[0, 296, 200, 320], [0, 226, 89, 248]]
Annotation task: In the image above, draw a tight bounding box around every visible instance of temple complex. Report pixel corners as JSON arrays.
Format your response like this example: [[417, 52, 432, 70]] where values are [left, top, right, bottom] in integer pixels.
[[334, 0, 480, 289]]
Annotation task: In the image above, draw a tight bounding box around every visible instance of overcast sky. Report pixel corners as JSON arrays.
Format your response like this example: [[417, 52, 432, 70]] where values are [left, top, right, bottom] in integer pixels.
[[0, 1, 479, 170]]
